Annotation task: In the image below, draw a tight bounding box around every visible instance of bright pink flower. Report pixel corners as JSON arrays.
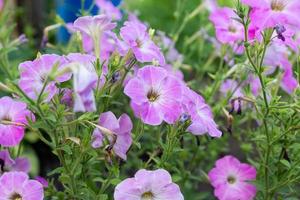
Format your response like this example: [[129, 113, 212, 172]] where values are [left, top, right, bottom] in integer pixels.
[[209, 7, 244, 44], [92, 111, 133, 160], [208, 155, 257, 200], [243, 0, 300, 30], [182, 87, 222, 137], [114, 169, 184, 200], [0, 150, 30, 174], [0, 97, 34, 147], [0, 171, 44, 200], [18, 54, 70, 102], [124, 66, 183, 125], [95, 0, 122, 20], [120, 21, 165, 65]]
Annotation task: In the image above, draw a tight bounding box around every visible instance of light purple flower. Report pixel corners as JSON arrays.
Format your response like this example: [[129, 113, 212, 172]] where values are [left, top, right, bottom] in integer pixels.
[[92, 111, 133, 160], [66, 53, 99, 112], [120, 21, 165, 65], [262, 43, 298, 94], [182, 87, 222, 137], [114, 169, 184, 200], [280, 58, 299, 94], [209, 7, 244, 44], [82, 31, 120, 60], [0, 150, 30, 174], [124, 66, 183, 125], [0, 171, 44, 200], [35, 176, 48, 188], [73, 14, 116, 58], [208, 155, 257, 200], [18, 54, 70, 102], [0, 97, 34, 147], [156, 31, 183, 64], [96, 0, 122, 20], [242, 0, 300, 30]]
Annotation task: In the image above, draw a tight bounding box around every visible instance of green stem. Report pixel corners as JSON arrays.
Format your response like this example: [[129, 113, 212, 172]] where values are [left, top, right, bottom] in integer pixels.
[[242, 18, 271, 200]]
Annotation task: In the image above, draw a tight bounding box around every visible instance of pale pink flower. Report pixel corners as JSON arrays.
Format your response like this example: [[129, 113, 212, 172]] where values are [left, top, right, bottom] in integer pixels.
[[0, 171, 44, 200], [18, 54, 70, 102], [182, 87, 222, 137], [114, 169, 184, 200], [92, 111, 133, 160], [120, 21, 165, 65], [96, 0, 122, 20]]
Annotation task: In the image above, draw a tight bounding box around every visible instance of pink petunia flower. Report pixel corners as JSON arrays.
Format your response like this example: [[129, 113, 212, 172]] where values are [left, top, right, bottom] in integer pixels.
[[114, 169, 184, 200], [119, 21, 165, 65], [0, 97, 34, 147], [66, 53, 101, 112], [18, 54, 70, 102], [35, 176, 49, 188], [182, 87, 222, 137], [92, 111, 133, 160], [242, 0, 300, 30], [264, 43, 298, 94], [209, 7, 244, 44], [208, 155, 257, 200], [0, 150, 30, 174], [0, 171, 44, 200], [73, 15, 116, 57], [95, 0, 122, 21], [124, 66, 183, 126]]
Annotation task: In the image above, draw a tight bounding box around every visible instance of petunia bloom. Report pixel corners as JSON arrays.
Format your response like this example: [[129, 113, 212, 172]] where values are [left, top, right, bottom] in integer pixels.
[[18, 54, 70, 102], [242, 0, 300, 30], [208, 155, 257, 200], [73, 15, 116, 57], [209, 7, 244, 44], [66, 53, 98, 112], [35, 176, 49, 188], [92, 111, 133, 160], [95, 0, 122, 21], [0, 171, 44, 200], [119, 21, 165, 65], [0, 97, 34, 147], [0, 150, 30, 174], [124, 66, 183, 125], [114, 169, 184, 200], [182, 87, 222, 137]]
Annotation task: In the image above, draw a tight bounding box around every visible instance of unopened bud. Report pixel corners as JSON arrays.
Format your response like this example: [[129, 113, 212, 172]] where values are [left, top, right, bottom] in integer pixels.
[[111, 71, 121, 83]]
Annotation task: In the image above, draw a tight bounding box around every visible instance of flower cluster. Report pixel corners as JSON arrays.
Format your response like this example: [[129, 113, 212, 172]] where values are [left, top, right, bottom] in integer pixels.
[[3, 0, 300, 198]]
